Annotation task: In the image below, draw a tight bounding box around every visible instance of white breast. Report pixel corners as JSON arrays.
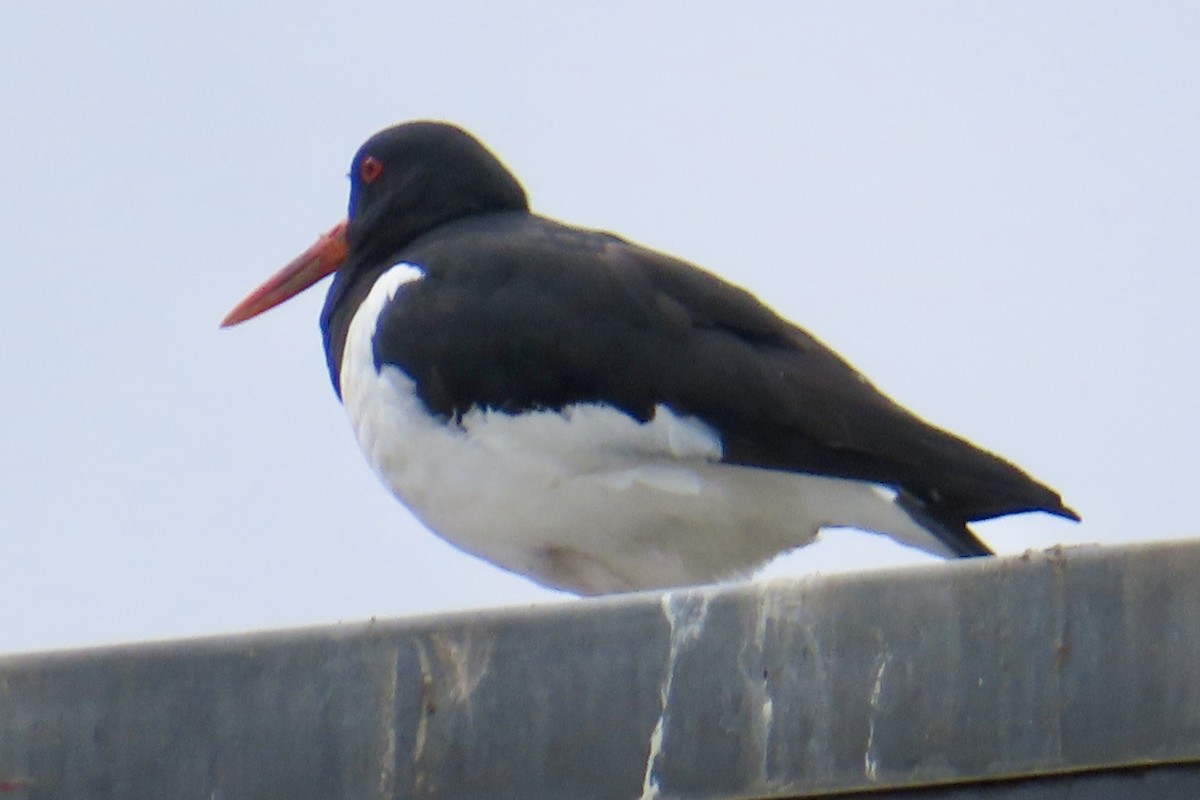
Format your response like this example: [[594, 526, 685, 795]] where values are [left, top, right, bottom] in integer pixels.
[[339, 264, 954, 594]]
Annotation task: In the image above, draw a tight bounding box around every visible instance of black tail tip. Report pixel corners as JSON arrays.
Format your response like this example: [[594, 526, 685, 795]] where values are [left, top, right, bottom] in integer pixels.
[[1053, 503, 1082, 523]]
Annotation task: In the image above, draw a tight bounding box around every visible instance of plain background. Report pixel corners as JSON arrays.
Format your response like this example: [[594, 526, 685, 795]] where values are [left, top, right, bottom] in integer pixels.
[[2, 3, 1197, 653]]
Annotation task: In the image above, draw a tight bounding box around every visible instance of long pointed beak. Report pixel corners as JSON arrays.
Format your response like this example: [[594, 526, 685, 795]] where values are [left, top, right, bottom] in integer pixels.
[[220, 220, 349, 327]]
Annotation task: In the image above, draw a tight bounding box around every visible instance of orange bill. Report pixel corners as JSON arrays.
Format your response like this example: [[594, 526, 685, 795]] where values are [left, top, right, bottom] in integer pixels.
[[221, 220, 349, 327]]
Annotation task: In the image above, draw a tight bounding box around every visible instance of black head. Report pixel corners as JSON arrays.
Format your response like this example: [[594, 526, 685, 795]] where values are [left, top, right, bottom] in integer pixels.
[[222, 121, 531, 396], [345, 121, 529, 263]]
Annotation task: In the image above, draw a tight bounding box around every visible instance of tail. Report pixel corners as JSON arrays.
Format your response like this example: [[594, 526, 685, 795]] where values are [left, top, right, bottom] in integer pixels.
[[896, 490, 993, 558]]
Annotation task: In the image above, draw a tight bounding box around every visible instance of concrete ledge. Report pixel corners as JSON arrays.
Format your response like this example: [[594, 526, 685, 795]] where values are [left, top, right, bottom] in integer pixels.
[[2, 540, 1199, 799]]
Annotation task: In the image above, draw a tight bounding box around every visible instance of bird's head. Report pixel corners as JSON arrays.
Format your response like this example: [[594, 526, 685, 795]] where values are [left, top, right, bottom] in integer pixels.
[[221, 121, 527, 328]]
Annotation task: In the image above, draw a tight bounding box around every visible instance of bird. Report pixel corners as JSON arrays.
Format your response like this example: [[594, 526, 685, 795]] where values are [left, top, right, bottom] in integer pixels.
[[222, 121, 1079, 595]]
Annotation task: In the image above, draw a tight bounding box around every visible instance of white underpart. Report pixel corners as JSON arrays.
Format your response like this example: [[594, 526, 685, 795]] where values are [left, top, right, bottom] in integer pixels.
[[340, 264, 956, 594]]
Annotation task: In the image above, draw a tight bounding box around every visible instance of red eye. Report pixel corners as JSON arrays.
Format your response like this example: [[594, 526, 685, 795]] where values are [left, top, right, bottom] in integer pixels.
[[360, 156, 383, 183]]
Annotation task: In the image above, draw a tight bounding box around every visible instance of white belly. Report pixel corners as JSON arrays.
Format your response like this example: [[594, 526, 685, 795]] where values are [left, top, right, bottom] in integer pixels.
[[339, 265, 953, 594]]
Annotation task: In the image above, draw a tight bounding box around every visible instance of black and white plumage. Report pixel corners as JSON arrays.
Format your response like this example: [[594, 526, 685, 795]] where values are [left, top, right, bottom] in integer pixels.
[[223, 121, 1079, 594]]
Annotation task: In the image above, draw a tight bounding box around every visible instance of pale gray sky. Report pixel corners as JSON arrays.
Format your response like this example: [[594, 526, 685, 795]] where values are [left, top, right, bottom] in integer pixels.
[[2, 2, 1197, 653]]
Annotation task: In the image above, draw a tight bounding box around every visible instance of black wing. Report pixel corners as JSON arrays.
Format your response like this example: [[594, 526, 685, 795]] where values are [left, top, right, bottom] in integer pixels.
[[375, 212, 1078, 545]]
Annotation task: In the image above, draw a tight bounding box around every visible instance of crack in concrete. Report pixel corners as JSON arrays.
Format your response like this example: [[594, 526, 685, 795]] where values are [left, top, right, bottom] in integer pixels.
[[377, 645, 399, 797], [864, 650, 890, 782], [639, 591, 711, 800]]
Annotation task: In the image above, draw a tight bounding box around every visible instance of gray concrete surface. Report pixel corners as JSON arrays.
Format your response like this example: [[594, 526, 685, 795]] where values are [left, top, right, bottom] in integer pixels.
[[1, 540, 1198, 799]]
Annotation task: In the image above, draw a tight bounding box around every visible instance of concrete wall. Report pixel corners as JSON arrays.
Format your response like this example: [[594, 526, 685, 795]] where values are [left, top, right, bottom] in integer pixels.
[[2, 540, 1198, 799]]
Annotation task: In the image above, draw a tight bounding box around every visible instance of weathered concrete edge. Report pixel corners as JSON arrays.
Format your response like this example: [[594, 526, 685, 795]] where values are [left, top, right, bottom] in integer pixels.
[[1, 539, 1198, 800]]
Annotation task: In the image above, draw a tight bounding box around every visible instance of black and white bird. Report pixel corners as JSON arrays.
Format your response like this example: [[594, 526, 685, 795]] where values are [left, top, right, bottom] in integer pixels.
[[223, 121, 1079, 595]]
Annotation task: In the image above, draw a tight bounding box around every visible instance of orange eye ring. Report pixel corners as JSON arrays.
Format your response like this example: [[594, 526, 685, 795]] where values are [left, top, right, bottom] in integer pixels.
[[360, 156, 383, 183]]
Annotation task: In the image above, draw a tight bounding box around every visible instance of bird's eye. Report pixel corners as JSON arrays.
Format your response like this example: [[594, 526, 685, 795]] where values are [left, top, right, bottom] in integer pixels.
[[360, 156, 384, 184]]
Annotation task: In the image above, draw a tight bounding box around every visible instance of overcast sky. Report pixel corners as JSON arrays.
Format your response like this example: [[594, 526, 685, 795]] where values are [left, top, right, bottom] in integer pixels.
[[2, 3, 1197, 653]]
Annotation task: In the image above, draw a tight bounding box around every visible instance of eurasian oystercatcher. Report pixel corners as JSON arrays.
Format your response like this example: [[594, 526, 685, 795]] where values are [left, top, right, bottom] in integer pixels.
[[223, 121, 1079, 594]]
